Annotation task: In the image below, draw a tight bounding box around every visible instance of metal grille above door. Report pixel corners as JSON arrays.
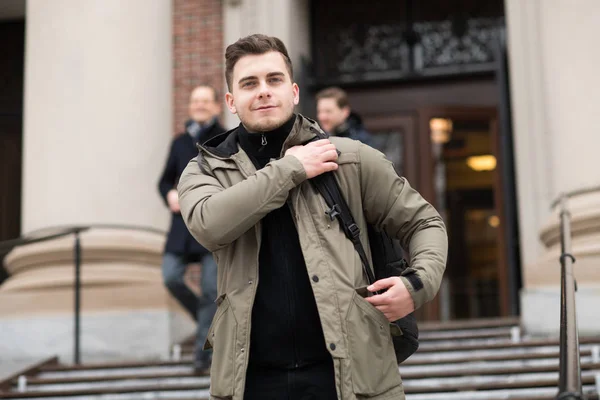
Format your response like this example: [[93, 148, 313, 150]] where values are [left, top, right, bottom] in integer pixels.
[[310, 0, 505, 86]]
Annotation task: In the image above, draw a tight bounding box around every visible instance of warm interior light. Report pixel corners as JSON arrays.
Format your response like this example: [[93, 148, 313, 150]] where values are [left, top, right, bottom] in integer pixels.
[[430, 118, 453, 144], [488, 215, 500, 228], [466, 155, 496, 171]]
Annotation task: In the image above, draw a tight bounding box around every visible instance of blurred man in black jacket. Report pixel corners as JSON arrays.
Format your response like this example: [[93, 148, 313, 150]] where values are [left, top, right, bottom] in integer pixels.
[[316, 86, 372, 146], [158, 85, 225, 374]]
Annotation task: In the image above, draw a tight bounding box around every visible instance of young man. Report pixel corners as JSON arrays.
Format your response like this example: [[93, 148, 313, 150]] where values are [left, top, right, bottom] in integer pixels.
[[316, 86, 372, 146], [178, 35, 447, 399], [158, 85, 225, 374]]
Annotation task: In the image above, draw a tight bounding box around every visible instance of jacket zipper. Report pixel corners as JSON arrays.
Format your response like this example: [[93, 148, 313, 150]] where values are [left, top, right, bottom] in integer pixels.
[[286, 250, 300, 368]]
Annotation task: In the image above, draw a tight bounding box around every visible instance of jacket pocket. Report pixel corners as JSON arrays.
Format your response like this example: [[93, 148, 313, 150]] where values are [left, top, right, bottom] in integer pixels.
[[346, 291, 402, 396], [204, 294, 237, 398]]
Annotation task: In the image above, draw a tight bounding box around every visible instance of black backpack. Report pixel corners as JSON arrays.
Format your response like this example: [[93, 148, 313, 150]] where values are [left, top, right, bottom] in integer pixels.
[[310, 171, 419, 364]]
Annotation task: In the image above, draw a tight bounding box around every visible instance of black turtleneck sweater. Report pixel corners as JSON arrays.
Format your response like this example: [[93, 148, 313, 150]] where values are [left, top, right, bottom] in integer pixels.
[[237, 115, 330, 369]]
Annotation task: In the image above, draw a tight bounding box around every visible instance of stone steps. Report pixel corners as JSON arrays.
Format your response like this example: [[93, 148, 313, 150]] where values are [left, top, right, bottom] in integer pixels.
[[0, 319, 598, 399]]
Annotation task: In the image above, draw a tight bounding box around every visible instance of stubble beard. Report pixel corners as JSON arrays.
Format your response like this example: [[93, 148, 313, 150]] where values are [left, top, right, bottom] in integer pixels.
[[243, 109, 294, 133]]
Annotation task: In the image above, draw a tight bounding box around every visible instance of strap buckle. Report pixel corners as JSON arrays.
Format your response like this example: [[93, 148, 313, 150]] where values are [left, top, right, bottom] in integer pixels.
[[348, 223, 361, 239], [325, 204, 341, 221]]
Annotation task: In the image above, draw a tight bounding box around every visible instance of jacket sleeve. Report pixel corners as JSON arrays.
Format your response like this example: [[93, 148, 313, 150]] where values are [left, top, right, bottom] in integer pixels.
[[177, 155, 307, 252], [358, 143, 448, 310], [158, 141, 178, 206]]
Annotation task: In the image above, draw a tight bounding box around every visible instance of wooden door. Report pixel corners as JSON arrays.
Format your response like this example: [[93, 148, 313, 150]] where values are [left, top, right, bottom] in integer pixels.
[[361, 112, 419, 188]]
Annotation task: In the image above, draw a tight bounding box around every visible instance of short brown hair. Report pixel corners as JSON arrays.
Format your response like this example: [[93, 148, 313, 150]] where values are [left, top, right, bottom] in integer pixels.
[[316, 87, 350, 109], [225, 34, 293, 91]]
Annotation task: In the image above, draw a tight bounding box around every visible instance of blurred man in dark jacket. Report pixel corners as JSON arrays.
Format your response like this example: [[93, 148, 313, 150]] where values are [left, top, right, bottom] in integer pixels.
[[158, 84, 225, 374], [316, 86, 372, 146]]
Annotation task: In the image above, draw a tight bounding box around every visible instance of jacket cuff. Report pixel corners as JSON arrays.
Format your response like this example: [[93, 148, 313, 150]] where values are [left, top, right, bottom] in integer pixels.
[[400, 274, 427, 311]]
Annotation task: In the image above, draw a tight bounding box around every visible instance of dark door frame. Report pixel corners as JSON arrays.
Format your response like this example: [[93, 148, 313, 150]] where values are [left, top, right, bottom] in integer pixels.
[[0, 20, 25, 285]]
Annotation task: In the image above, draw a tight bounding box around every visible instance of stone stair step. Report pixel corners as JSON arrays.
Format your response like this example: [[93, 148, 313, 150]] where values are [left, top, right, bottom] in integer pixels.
[[9, 377, 209, 393], [36, 365, 193, 380], [0, 382, 209, 399], [24, 371, 198, 385], [400, 359, 600, 378], [416, 336, 600, 353], [0, 390, 209, 400], [417, 317, 521, 332], [403, 370, 599, 393], [405, 345, 597, 365], [39, 360, 186, 373], [407, 385, 599, 400], [418, 327, 512, 341], [10, 363, 600, 396]]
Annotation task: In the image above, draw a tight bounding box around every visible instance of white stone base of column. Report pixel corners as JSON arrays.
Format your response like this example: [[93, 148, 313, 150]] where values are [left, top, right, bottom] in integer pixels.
[[0, 309, 196, 364], [0, 228, 198, 363], [521, 286, 600, 337], [520, 189, 600, 337]]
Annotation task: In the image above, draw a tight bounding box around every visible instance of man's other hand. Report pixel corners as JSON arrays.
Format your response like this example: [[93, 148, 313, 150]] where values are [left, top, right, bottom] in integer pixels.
[[167, 189, 180, 213], [365, 277, 415, 322], [285, 139, 338, 179]]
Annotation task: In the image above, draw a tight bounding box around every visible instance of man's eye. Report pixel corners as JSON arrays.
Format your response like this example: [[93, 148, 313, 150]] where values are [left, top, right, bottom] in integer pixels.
[[269, 77, 282, 83], [243, 82, 256, 88]]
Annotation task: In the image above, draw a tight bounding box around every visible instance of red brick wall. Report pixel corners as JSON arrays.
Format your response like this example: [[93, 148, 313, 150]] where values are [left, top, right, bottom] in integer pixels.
[[173, 0, 224, 135]]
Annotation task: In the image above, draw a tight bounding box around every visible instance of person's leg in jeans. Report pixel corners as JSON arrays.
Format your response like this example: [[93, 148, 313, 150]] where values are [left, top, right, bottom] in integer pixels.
[[162, 252, 198, 320], [195, 253, 218, 370]]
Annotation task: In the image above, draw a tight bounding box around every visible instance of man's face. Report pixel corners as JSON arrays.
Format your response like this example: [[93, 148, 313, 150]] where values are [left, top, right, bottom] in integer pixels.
[[189, 87, 221, 124], [225, 51, 299, 132], [317, 98, 350, 133]]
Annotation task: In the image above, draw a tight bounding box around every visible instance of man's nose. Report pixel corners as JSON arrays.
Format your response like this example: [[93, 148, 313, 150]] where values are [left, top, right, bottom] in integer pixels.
[[257, 81, 272, 98]]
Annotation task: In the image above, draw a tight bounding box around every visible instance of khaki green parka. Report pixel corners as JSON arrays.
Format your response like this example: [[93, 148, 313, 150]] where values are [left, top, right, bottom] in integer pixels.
[[178, 115, 448, 400]]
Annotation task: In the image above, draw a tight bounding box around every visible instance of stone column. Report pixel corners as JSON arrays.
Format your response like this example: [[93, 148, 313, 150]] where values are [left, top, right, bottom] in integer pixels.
[[506, 0, 600, 335], [0, 0, 195, 363], [222, 0, 311, 128]]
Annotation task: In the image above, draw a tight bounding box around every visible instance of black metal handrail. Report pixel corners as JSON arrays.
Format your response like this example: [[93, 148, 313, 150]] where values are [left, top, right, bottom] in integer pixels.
[[0, 223, 166, 365], [556, 195, 584, 400]]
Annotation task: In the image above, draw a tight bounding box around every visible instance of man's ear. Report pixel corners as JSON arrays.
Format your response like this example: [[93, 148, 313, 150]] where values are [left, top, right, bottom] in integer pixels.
[[292, 83, 300, 106], [225, 92, 237, 114], [341, 106, 351, 120]]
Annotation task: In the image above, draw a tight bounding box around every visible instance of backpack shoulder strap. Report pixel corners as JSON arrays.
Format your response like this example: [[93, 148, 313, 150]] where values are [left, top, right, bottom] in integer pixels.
[[310, 172, 376, 285]]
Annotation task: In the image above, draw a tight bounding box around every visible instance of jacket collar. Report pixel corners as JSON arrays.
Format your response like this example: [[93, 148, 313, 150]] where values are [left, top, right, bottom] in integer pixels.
[[198, 114, 327, 160]]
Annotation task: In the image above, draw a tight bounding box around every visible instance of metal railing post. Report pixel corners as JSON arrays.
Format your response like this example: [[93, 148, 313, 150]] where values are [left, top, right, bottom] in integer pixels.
[[556, 195, 584, 400], [73, 229, 82, 365]]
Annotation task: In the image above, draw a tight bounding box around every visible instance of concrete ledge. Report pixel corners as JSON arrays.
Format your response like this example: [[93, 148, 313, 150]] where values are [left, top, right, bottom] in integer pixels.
[[521, 285, 600, 337], [0, 309, 195, 363]]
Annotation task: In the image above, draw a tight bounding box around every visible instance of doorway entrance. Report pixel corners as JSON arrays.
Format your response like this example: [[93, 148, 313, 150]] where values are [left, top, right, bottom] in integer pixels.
[[362, 106, 516, 321], [418, 107, 511, 320]]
